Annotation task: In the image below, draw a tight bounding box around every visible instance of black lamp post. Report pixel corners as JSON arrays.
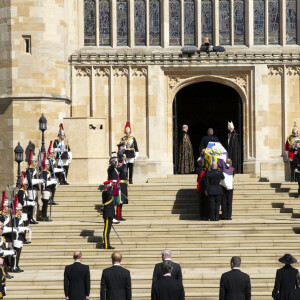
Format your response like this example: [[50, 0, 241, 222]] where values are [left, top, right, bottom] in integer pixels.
[[39, 113, 47, 153], [14, 142, 24, 187]]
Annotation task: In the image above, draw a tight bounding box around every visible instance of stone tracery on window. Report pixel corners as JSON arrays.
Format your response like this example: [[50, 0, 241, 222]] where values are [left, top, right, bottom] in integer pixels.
[[84, 0, 96, 46], [99, 0, 111, 46], [254, 0, 265, 45], [83, 0, 299, 47], [169, 0, 181, 46], [184, 0, 195, 46], [135, 0, 146, 46], [149, 0, 161, 46]]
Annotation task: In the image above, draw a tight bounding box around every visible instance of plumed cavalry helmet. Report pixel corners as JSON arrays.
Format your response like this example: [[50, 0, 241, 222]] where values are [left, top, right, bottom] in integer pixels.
[[58, 123, 65, 137], [124, 121, 131, 134], [292, 122, 298, 134], [228, 121, 234, 130]]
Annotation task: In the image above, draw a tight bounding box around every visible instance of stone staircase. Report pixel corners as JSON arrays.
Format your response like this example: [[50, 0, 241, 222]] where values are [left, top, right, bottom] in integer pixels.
[[6, 174, 300, 299]]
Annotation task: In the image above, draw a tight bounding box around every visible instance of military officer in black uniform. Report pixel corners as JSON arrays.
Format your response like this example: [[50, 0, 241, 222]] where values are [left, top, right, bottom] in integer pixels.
[[102, 180, 115, 250], [199, 128, 219, 154], [120, 122, 139, 184], [206, 161, 224, 221], [0, 257, 6, 299], [117, 155, 128, 221]]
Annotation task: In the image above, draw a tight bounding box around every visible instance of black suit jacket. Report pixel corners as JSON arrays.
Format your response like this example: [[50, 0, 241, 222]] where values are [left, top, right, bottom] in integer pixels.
[[289, 287, 300, 300], [272, 265, 298, 300], [219, 269, 251, 300], [152, 260, 182, 284], [100, 265, 131, 300], [151, 276, 185, 300], [206, 169, 224, 195], [64, 262, 90, 300], [199, 134, 219, 153]]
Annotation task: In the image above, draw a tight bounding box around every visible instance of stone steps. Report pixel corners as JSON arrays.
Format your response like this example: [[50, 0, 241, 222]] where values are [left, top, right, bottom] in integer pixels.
[[6, 177, 300, 299]]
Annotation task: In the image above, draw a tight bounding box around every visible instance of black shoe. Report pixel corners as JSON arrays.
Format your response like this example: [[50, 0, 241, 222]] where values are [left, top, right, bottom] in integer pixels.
[[16, 266, 24, 272], [297, 194, 300, 198], [49, 201, 57, 205], [119, 218, 126, 221], [30, 219, 39, 225], [107, 245, 115, 250], [64, 182, 70, 185], [24, 241, 31, 244], [6, 273, 13, 279], [12, 268, 21, 273], [43, 217, 52, 222], [129, 181, 133, 184]]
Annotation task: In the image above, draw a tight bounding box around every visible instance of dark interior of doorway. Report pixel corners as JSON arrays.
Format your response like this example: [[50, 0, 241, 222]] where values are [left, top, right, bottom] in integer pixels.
[[173, 81, 243, 173]]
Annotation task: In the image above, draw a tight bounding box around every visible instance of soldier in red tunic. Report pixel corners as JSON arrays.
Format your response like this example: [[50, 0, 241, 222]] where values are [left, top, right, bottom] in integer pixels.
[[285, 122, 299, 182]]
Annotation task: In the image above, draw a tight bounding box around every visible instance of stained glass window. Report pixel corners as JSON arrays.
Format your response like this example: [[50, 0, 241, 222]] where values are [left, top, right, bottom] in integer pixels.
[[254, 0, 265, 45], [134, 0, 146, 46], [149, 0, 161, 46], [219, 0, 231, 45], [286, 0, 297, 44], [184, 0, 195, 45], [117, 0, 128, 46], [84, 0, 96, 46], [234, 0, 245, 45], [99, 0, 111, 46], [268, 0, 280, 44], [169, 0, 181, 46], [202, 0, 213, 44]]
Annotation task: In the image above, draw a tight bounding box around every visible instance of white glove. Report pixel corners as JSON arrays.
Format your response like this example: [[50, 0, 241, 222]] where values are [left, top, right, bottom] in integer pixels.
[[135, 152, 139, 159]]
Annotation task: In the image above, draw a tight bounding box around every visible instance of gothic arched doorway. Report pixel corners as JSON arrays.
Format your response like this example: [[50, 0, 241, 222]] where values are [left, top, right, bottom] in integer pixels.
[[173, 81, 243, 173]]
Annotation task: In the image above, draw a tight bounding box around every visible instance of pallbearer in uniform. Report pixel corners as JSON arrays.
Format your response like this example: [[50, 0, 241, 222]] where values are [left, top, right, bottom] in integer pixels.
[[102, 181, 115, 250], [120, 122, 139, 184], [117, 155, 128, 221], [53, 123, 72, 185], [285, 122, 299, 182]]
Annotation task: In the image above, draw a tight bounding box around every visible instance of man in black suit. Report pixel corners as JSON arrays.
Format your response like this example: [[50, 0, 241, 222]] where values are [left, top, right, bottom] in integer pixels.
[[206, 161, 224, 221], [289, 272, 300, 299], [151, 260, 185, 300], [152, 249, 182, 283], [272, 254, 298, 300], [100, 252, 131, 300], [219, 256, 251, 300], [64, 251, 90, 300], [199, 128, 219, 154]]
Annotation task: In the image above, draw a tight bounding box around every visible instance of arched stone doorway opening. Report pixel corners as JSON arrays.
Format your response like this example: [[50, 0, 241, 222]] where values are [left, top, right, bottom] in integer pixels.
[[173, 81, 243, 173]]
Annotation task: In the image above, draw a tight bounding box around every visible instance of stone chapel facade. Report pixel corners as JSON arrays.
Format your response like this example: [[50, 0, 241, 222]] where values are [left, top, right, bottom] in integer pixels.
[[0, 0, 300, 187]]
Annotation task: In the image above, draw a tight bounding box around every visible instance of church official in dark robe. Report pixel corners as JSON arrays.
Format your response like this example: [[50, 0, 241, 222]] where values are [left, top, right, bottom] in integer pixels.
[[227, 121, 242, 174], [151, 260, 185, 300], [152, 249, 182, 284], [288, 272, 300, 300], [100, 252, 131, 300], [219, 256, 251, 300], [64, 251, 90, 300], [272, 254, 298, 300], [199, 128, 219, 154], [178, 125, 194, 174]]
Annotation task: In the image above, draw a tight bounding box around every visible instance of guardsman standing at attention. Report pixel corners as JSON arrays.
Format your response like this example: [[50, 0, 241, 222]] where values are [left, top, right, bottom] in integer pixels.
[[117, 155, 128, 221], [53, 123, 72, 185], [120, 122, 139, 184], [285, 122, 299, 182], [102, 180, 115, 250]]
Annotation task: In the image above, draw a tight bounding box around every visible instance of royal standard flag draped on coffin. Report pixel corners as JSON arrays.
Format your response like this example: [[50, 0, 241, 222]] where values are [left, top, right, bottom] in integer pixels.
[[204, 142, 228, 170]]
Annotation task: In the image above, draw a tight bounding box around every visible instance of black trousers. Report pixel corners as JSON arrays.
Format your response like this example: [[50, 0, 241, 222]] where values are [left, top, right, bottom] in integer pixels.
[[103, 217, 112, 249], [198, 191, 209, 220], [221, 187, 233, 220], [209, 194, 222, 221], [63, 165, 69, 179], [290, 161, 296, 181], [127, 163, 133, 183], [42, 199, 48, 218]]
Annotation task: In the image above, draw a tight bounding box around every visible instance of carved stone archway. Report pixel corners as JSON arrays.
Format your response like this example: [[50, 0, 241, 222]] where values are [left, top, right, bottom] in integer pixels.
[[164, 71, 253, 169]]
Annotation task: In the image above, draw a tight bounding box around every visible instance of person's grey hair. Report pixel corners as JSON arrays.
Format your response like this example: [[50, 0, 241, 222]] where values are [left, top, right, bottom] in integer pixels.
[[207, 128, 214, 134], [296, 272, 300, 281], [161, 260, 173, 274], [161, 249, 171, 259]]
